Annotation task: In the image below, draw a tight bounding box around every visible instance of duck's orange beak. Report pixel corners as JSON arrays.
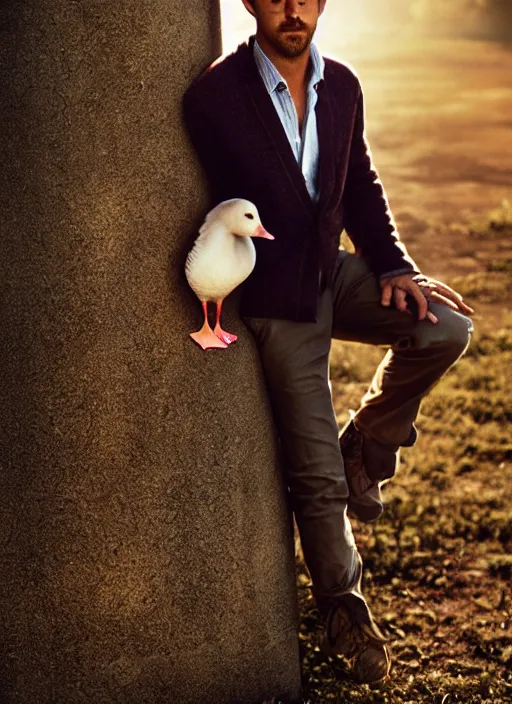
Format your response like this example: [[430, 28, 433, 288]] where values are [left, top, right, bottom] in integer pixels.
[[253, 224, 275, 240]]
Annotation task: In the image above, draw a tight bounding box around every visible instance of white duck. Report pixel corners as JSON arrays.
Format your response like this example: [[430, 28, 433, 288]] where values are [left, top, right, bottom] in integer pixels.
[[185, 199, 274, 350]]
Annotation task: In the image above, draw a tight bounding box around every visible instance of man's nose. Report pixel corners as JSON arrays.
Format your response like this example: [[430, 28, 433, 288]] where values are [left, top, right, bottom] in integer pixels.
[[284, 0, 302, 18]]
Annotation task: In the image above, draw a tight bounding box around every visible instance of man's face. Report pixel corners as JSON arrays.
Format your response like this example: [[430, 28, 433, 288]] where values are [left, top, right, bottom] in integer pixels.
[[241, 0, 326, 59]]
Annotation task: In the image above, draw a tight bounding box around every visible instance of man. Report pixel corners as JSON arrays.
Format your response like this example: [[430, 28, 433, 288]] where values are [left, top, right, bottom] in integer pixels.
[[182, 0, 474, 685]]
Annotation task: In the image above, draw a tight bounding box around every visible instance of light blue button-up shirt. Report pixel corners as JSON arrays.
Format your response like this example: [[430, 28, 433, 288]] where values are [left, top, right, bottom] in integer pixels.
[[254, 38, 324, 203]]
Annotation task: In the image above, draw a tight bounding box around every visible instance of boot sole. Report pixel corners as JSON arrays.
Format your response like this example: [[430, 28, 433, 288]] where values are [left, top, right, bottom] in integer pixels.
[[320, 635, 391, 685]]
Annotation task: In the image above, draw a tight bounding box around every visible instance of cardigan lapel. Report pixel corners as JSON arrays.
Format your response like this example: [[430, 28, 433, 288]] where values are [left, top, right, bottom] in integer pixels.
[[241, 38, 317, 222], [315, 79, 336, 218]]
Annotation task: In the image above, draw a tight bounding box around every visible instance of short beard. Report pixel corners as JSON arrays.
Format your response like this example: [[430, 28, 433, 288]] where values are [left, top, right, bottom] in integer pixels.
[[268, 20, 316, 59], [268, 25, 316, 58]]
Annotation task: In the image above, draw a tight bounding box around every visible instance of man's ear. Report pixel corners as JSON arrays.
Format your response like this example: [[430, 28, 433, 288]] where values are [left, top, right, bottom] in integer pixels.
[[319, 0, 328, 16], [240, 0, 257, 18]]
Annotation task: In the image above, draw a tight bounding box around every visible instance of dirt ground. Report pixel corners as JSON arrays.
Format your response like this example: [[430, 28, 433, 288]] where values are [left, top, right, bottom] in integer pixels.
[[293, 36, 512, 704]]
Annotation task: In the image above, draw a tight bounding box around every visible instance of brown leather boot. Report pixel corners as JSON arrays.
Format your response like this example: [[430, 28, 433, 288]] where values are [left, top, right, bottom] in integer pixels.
[[339, 414, 398, 523], [320, 593, 391, 685]]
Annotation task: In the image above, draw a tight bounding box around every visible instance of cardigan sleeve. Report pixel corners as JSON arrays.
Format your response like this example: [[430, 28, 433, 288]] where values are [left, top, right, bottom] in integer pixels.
[[342, 87, 420, 278]]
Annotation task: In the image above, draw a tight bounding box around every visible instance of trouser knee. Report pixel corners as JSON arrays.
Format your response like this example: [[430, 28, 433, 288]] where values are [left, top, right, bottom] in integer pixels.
[[413, 306, 473, 365]]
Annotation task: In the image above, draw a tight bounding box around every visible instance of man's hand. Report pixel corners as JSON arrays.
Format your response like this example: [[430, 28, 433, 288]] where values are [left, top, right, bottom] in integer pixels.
[[380, 273, 474, 325]]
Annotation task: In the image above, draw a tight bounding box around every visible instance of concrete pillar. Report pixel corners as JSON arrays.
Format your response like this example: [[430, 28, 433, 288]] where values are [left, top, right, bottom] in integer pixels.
[[0, 2, 302, 702]]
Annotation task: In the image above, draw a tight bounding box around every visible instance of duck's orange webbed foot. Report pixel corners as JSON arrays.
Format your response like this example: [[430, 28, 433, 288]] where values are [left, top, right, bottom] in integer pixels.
[[190, 301, 228, 350], [213, 300, 237, 345]]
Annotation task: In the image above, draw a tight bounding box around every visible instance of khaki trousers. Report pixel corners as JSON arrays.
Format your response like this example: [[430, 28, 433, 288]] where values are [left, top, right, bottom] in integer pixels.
[[244, 251, 473, 617]]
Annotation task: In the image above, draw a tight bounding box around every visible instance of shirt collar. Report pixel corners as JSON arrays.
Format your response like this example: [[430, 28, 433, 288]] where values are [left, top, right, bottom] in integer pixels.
[[253, 38, 325, 95]]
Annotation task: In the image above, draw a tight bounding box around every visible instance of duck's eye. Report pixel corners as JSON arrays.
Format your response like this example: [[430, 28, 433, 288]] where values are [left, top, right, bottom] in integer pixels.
[[244, 213, 254, 220]]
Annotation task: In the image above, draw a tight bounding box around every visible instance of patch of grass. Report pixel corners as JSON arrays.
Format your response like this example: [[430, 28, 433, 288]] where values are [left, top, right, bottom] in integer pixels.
[[487, 258, 512, 274], [329, 341, 384, 385], [468, 199, 512, 239], [449, 272, 510, 304], [448, 202, 512, 310]]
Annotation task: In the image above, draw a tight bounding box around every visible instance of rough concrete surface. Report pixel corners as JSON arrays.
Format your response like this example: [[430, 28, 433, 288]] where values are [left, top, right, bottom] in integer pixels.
[[0, 2, 302, 701]]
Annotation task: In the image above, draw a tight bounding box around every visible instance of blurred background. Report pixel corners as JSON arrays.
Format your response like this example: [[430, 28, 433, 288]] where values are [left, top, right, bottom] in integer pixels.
[[220, 0, 512, 48], [219, 2, 512, 702]]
